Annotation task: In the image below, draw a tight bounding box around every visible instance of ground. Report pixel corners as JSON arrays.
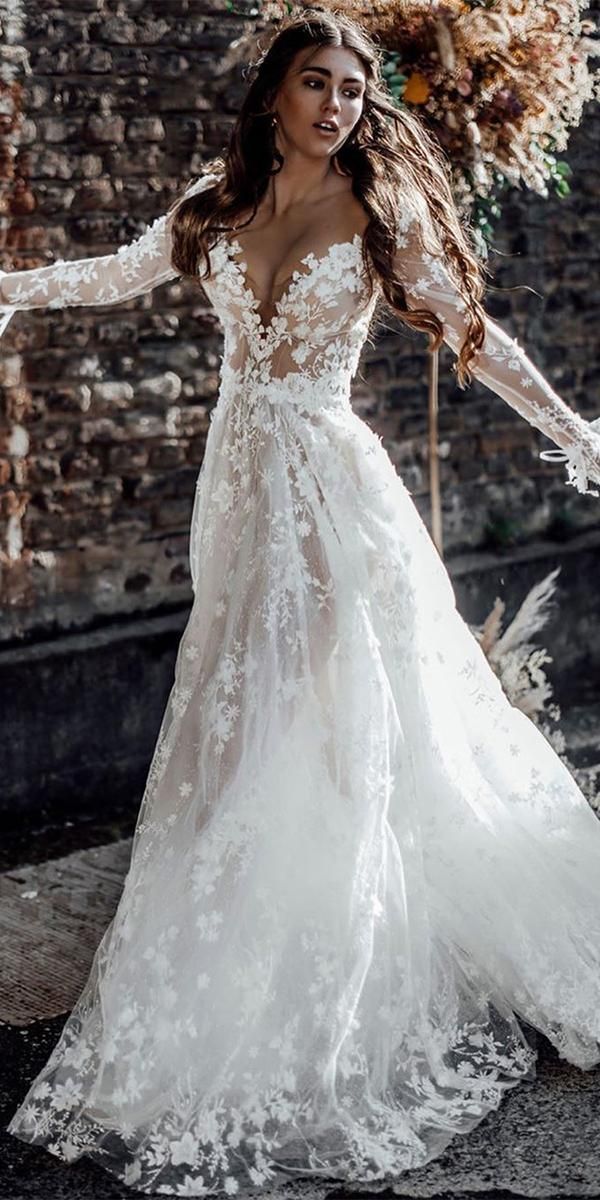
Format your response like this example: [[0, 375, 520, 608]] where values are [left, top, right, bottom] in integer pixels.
[[1, 704, 600, 1199]]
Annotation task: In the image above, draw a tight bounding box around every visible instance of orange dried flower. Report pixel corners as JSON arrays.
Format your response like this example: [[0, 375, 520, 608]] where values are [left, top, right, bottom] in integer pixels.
[[403, 72, 431, 104]]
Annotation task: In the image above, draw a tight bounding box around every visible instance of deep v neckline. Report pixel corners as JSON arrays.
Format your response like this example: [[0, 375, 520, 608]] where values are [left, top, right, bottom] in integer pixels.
[[225, 233, 364, 341]]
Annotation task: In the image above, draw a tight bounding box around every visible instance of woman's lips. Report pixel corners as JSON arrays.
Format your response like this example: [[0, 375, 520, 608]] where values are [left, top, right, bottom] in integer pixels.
[[313, 124, 338, 136]]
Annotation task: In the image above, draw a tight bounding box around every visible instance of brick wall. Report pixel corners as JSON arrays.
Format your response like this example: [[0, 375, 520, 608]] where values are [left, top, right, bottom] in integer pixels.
[[1, 0, 599, 644]]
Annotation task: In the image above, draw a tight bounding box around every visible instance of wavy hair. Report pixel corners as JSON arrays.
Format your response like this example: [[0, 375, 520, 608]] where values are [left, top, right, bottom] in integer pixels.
[[170, 6, 488, 388]]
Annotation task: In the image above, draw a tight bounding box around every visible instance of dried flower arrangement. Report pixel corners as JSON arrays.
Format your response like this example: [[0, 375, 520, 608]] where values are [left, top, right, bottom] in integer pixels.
[[235, 0, 600, 255], [469, 567, 600, 813]]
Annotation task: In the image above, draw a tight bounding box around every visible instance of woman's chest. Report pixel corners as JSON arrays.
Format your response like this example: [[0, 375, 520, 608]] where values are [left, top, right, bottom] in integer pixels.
[[203, 232, 376, 348]]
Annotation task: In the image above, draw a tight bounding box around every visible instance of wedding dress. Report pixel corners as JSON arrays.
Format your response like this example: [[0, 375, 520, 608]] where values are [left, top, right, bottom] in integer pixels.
[[3, 164, 600, 1198]]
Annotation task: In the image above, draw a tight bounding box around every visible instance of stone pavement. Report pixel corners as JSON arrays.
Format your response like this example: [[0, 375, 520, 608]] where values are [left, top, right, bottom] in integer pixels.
[[2, 1016, 600, 1199], [0, 840, 132, 1025]]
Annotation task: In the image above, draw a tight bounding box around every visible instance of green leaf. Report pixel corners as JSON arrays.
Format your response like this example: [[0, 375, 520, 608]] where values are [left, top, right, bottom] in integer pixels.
[[555, 179, 571, 197]]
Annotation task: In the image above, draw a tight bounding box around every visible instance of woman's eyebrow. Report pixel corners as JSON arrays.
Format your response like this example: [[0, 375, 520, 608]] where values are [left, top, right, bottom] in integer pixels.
[[298, 65, 365, 86]]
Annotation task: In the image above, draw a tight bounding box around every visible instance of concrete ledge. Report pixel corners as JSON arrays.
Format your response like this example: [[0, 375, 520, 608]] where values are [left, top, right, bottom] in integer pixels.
[[0, 609, 189, 823], [1, 531, 598, 824]]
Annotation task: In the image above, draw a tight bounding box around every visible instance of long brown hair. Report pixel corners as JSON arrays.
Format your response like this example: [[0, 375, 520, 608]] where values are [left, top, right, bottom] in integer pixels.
[[170, 6, 488, 388]]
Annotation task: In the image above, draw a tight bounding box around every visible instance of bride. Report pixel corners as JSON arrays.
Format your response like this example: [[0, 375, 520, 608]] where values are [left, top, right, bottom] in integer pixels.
[[4, 8, 600, 1198]]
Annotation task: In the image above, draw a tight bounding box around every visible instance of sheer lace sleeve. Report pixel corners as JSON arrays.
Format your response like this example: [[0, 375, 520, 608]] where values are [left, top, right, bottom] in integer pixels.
[[393, 206, 600, 497], [0, 171, 219, 338]]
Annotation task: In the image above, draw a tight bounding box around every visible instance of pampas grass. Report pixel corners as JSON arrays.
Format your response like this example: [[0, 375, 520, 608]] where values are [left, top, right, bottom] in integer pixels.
[[470, 567, 600, 812]]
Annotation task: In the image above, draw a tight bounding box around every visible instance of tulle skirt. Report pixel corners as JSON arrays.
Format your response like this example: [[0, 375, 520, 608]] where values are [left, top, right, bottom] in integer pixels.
[[8, 379, 600, 1196]]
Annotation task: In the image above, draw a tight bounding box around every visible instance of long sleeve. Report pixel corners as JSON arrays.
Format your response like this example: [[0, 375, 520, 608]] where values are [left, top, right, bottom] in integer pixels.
[[0, 170, 219, 337], [393, 207, 600, 497]]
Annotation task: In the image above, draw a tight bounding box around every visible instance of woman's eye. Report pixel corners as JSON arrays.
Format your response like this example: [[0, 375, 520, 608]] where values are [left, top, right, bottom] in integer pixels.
[[305, 79, 360, 98]]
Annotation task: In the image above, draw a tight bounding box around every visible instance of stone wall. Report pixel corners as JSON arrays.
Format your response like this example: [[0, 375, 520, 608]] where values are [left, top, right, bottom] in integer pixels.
[[1, 0, 599, 645]]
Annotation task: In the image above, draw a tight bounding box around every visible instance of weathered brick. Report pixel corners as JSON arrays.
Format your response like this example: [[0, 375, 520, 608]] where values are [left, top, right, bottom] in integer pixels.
[[137, 372, 182, 405], [152, 497, 195, 530], [107, 442, 150, 471], [0, 355, 24, 388], [45, 386, 93, 415], [0, 489, 31, 518], [73, 179, 117, 210], [185, 438, 208, 466], [104, 147, 166, 176], [72, 47, 114, 73], [85, 115, 126, 145], [25, 455, 62, 485], [1, 0, 597, 646], [148, 440, 187, 469], [127, 117, 166, 142], [79, 418, 127, 445], [91, 381, 135, 410], [32, 477, 122, 513], [60, 449, 104, 480], [122, 412, 172, 439], [135, 467, 197, 499]]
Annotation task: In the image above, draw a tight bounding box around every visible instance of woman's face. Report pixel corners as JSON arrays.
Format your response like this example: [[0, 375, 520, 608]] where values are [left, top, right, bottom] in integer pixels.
[[272, 44, 366, 161]]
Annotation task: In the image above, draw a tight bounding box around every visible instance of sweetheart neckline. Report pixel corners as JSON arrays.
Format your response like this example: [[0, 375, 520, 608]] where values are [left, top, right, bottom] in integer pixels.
[[224, 232, 365, 340]]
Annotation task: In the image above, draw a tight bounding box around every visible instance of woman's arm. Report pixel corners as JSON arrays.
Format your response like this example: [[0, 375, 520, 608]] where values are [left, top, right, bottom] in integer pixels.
[[393, 207, 600, 496], [0, 170, 219, 336]]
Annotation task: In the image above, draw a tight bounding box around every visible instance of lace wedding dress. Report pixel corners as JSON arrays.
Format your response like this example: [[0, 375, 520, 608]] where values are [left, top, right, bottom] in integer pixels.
[[3, 165, 600, 1198]]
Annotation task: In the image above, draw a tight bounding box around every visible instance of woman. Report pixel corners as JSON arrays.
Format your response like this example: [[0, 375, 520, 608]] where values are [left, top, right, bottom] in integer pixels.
[[4, 8, 600, 1197]]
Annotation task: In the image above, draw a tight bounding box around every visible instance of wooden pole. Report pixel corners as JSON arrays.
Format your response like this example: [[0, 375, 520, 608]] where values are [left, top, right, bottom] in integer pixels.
[[428, 346, 443, 557]]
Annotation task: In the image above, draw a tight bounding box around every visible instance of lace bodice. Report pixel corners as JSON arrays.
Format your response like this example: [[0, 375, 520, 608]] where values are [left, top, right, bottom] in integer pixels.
[[2, 166, 600, 494]]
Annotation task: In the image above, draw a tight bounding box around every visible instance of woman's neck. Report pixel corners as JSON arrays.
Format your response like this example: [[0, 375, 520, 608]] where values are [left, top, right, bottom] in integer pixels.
[[267, 149, 343, 218]]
